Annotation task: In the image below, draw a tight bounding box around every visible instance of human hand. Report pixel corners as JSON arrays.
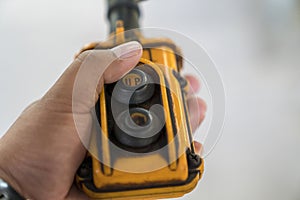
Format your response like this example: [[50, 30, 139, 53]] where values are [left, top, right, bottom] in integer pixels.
[[0, 41, 206, 200]]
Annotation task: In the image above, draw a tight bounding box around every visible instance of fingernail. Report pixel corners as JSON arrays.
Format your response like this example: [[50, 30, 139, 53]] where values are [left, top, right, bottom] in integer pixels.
[[112, 41, 142, 60]]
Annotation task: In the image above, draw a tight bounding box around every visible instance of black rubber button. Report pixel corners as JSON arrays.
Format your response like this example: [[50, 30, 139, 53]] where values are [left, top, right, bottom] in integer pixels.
[[113, 68, 155, 104], [113, 107, 163, 148]]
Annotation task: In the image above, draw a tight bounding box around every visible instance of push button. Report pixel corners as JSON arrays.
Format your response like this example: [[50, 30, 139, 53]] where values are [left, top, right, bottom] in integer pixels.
[[113, 67, 155, 104], [113, 107, 162, 148], [122, 72, 143, 88]]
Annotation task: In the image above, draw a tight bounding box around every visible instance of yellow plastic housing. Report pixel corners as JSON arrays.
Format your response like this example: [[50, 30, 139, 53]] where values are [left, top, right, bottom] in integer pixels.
[[76, 25, 204, 200]]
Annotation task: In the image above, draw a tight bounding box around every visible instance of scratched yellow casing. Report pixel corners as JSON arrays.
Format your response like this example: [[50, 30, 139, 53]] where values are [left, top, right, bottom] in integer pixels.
[[76, 21, 204, 200]]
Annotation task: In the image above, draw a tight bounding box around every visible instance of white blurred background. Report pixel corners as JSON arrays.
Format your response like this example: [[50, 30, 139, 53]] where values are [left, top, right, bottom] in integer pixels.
[[1, 0, 300, 199]]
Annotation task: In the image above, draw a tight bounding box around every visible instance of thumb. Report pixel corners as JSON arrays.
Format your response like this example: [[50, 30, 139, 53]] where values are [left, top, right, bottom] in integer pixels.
[[42, 41, 142, 113]]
